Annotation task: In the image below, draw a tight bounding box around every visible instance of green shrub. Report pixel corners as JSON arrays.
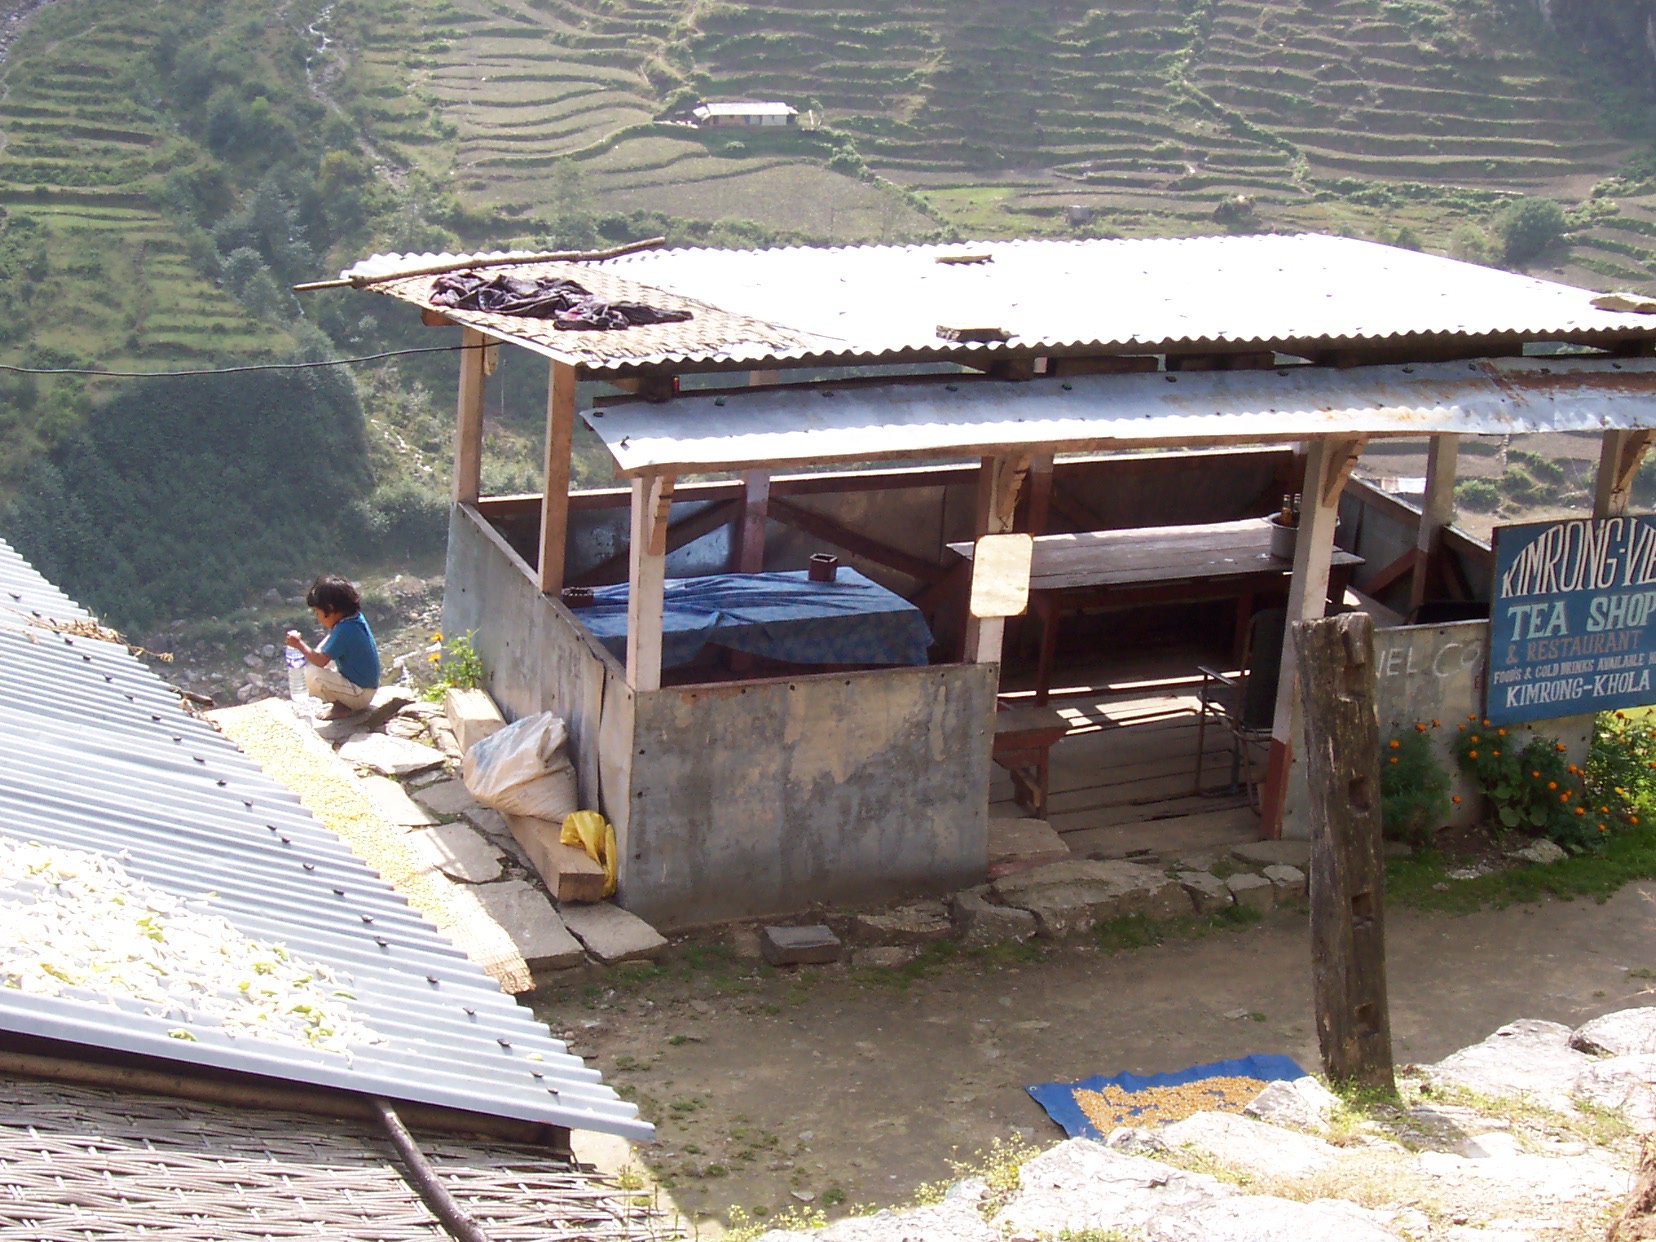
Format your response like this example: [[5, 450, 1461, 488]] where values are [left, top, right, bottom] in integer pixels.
[[1381, 726, 1451, 846], [1585, 710, 1656, 829], [1456, 477, 1501, 512], [1499, 197, 1567, 266], [1451, 721, 1612, 852]]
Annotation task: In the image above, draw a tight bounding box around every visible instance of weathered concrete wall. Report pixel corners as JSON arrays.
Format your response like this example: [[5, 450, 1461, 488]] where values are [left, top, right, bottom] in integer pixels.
[[1282, 619, 1592, 838], [442, 505, 621, 814], [620, 663, 999, 930]]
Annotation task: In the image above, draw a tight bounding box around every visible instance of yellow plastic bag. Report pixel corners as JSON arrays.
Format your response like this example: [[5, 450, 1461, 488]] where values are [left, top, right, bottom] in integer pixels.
[[560, 810, 617, 899]]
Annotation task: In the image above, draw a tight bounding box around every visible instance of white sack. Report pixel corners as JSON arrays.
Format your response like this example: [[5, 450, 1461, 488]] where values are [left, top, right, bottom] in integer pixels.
[[462, 712, 578, 821]]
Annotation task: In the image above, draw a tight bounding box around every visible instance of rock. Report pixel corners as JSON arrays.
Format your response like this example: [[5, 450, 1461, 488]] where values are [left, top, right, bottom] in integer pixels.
[[338, 732, 445, 777], [243, 653, 263, 669], [992, 859, 1187, 938], [951, 887, 1038, 946], [1574, 1054, 1656, 1125], [358, 775, 440, 827], [1155, 1195, 1403, 1242], [1244, 1076, 1338, 1129], [412, 778, 481, 817], [1416, 1128, 1626, 1201], [1262, 864, 1307, 903], [408, 823, 504, 884], [445, 687, 505, 754], [1420, 1019, 1591, 1114], [430, 718, 464, 760], [1511, 838, 1567, 865], [260, 644, 276, 659], [235, 683, 258, 703], [993, 1140, 1233, 1240], [816, 1177, 995, 1242], [852, 946, 919, 969], [1177, 870, 1233, 914], [1573, 1006, 1656, 1057], [1383, 840, 1413, 857], [1231, 840, 1311, 870], [761, 925, 841, 966], [473, 880, 586, 971], [1159, 1111, 1338, 1179], [464, 805, 509, 838], [988, 817, 1070, 877], [850, 901, 951, 946], [1225, 872, 1274, 913], [559, 901, 669, 964], [504, 813, 607, 904]]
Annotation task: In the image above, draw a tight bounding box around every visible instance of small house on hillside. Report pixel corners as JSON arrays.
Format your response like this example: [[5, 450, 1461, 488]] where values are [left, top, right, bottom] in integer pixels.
[[692, 100, 797, 128]]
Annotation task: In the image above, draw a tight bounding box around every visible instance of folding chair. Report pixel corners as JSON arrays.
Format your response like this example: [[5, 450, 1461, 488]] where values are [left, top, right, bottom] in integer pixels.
[[1193, 606, 1286, 811]]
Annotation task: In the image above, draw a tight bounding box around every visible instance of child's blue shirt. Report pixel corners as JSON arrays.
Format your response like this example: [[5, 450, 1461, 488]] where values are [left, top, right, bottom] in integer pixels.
[[321, 612, 380, 690]]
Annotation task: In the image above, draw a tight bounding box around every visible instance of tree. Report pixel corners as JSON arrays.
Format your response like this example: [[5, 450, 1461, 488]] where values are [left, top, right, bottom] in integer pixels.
[[1499, 197, 1567, 266]]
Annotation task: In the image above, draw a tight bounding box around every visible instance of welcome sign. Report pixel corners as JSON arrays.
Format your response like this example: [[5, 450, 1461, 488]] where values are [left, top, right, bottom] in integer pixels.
[[1488, 517, 1656, 725]]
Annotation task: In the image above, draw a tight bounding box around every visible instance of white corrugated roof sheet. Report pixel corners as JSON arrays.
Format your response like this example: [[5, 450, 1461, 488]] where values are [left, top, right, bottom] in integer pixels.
[[0, 539, 651, 1140], [338, 234, 1656, 372]]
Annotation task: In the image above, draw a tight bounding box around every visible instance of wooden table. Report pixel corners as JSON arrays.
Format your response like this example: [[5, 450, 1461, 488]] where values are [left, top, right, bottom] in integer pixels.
[[951, 518, 1363, 703]]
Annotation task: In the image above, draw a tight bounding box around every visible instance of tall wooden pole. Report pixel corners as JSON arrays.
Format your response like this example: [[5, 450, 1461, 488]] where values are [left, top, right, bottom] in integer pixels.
[[626, 473, 674, 692], [453, 327, 488, 505], [1594, 429, 1656, 520], [1292, 611, 1395, 1092], [965, 453, 1030, 664], [1408, 434, 1457, 614], [538, 360, 577, 594], [732, 470, 771, 573], [1260, 434, 1365, 838]]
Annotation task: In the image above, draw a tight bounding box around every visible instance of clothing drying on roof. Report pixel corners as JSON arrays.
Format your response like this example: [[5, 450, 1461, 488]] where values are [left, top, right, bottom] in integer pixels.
[[428, 272, 694, 331]]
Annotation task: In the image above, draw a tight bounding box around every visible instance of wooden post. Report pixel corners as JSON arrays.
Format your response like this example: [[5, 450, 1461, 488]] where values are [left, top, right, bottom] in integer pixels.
[[1407, 434, 1457, 614], [1291, 611, 1395, 1092], [1260, 434, 1365, 838], [1025, 452, 1055, 536], [731, 470, 771, 573], [626, 473, 674, 692], [965, 453, 1031, 663], [1594, 429, 1656, 519], [453, 327, 488, 505], [538, 360, 577, 594]]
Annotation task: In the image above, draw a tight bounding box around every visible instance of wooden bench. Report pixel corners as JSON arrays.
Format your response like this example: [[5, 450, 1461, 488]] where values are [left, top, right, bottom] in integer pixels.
[[992, 706, 1070, 818]]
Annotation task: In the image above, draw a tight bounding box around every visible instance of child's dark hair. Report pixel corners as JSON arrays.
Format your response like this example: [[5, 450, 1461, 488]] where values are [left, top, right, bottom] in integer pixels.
[[306, 575, 361, 617]]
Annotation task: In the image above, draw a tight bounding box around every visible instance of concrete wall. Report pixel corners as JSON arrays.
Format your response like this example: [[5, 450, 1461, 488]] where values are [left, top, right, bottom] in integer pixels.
[[442, 505, 621, 813], [1281, 618, 1592, 838], [620, 663, 999, 929]]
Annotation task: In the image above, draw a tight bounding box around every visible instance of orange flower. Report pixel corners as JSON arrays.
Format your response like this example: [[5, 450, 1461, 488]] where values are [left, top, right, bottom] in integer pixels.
[[1415, 722, 1427, 733], [1469, 714, 1477, 721], [1470, 736, 1481, 744], [1390, 756, 1399, 764], [1493, 750, 1500, 757], [1633, 816, 1641, 825], [1532, 770, 1541, 778], [1452, 795, 1462, 804], [1561, 793, 1570, 803], [1483, 719, 1492, 728], [1556, 743, 1567, 752], [1601, 825, 1610, 833], [1618, 710, 1626, 718], [1389, 739, 1400, 749], [1548, 781, 1558, 790], [1432, 719, 1441, 727], [1602, 806, 1611, 813], [1469, 750, 1479, 759], [1576, 807, 1586, 816]]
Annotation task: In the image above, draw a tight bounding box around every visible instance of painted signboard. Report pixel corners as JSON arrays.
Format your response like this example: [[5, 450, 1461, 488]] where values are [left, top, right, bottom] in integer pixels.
[[1488, 516, 1656, 725]]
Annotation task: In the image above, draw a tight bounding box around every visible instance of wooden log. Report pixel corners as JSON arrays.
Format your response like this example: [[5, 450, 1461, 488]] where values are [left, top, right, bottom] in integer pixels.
[[626, 473, 673, 691], [504, 814, 608, 904], [1290, 611, 1395, 1092], [444, 687, 505, 754]]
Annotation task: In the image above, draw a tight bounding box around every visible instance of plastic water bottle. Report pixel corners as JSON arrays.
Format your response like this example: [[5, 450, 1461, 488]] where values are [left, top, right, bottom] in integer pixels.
[[286, 646, 307, 699]]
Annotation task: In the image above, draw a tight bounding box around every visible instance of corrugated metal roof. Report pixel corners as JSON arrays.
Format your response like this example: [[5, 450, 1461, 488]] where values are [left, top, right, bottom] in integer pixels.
[[338, 234, 1656, 373], [582, 355, 1656, 476], [693, 101, 796, 117], [0, 539, 651, 1140]]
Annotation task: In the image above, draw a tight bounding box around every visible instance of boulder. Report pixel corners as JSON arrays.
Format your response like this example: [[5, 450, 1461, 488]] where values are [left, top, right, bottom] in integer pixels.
[[992, 860, 1188, 938], [1243, 1076, 1338, 1129], [1574, 1054, 1656, 1126], [1573, 1006, 1656, 1057], [1415, 1128, 1626, 1201], [1419, 1019, 1590, 1114], [993, 1140, 1233, 1240], [1262, 864, 1307, 903], [850, 901, 952, 946], [1225, 872, 1274, 913], [815, 1178, 995, 1242], [1177, 870, 1233, 914], [1511, 839, 1568, 865], [951, 887, 1038, 946], [1158, 1111, 1338, 1180], [1152, 1195, 1403, 1242]]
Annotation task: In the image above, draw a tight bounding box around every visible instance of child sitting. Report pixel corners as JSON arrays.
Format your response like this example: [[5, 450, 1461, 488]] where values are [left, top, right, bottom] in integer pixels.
[[285, 575, 380, 719]]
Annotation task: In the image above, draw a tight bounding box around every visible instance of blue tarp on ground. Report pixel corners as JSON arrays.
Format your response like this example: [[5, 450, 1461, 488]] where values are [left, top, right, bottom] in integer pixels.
[[575, 568, 934, 669], [1028, 1054, 1307, 1140]]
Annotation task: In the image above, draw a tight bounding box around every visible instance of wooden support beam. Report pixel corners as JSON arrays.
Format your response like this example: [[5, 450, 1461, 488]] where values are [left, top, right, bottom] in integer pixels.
[[965, 453, 1031, 663], [1260, 435, 1365, 838], [1594, 429, 1656, 519], [732, 470, 772, 573], [538, 361, 577, 594], [626, 473, 674, 692], [1362, 547, 1418, 598], [1409, 435, 1458, 613], [1292, 611, 1395, 1092], [453, 327, 488, 505], [1025, 452, 1055, 536], [767, 496, 946, 584]]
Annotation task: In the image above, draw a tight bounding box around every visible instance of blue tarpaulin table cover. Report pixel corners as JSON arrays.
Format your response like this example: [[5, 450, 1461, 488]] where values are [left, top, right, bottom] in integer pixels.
[[573, 568, 934, 669], [1028, 1054, 1307, 1140]]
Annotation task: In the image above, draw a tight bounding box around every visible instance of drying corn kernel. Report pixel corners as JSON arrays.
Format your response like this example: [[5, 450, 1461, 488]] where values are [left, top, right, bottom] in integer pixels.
[[1074, 1074, 1268, 1130]]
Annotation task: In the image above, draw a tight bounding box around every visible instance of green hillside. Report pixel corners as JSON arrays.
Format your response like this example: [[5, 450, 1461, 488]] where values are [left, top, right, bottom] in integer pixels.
[[6, 0, 1656, 632]]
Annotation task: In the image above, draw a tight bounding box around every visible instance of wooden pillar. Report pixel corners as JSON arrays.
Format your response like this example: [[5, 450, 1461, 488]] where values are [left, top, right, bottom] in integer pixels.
[[1292, 611, 1395, 1092], [538, 360, 577, 594], [1407, 434, 1458, 614], [1594, 429, 1656, 519], [626, 473, 675, 692], [731, 470, 771, 573], [453, 327, 488, 505], [1259, 435, 1366, 839], [1025, 452, 1055, 536], [965, 453, 1031, 664]]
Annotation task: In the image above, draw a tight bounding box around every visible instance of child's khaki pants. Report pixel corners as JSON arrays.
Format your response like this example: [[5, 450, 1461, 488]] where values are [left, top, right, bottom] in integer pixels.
[[304, 662, 375, 711]]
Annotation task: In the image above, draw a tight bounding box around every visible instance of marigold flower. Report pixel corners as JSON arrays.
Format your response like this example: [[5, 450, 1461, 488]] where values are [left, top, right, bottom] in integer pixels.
[[1602, 806, 1611, 813], [1493, 750, 1500, 756], [1432, 719, 1441, 727], [1415, 722, 1427, 733], [1576, 807, 1586, 816], [1483, 719, 1492, 728], [1618, 711, 1626, 718], [1532, 770, 1541, 778], [431, 632, 443, 642], [1390, 756, 1399, 764], [1470, 735, 1480, 744], [1469, 714, 1477, 721], [1601, 825, 1610, 833], [1389, 739, 1400, 749], [1452, 795, 1462, 804], [1556, 743, 1567, 752], [1497, 728, 1506, 737], [1634, 816, 1642, 825], [1548, 781, 1557, 790], [1561, 793, 1570, 803], [1469, 750, 1479, 759]]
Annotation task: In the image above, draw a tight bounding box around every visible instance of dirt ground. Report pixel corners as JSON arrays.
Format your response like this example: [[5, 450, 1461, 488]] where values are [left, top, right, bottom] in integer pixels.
[[537, 884, 1656, 1233]]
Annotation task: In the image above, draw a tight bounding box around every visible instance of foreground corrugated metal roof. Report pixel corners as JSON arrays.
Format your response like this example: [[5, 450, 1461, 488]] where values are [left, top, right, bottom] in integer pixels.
[[583, 355, 1656, 475], [0, 539, 651, 1140], [339, 234, 1656, 372]]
